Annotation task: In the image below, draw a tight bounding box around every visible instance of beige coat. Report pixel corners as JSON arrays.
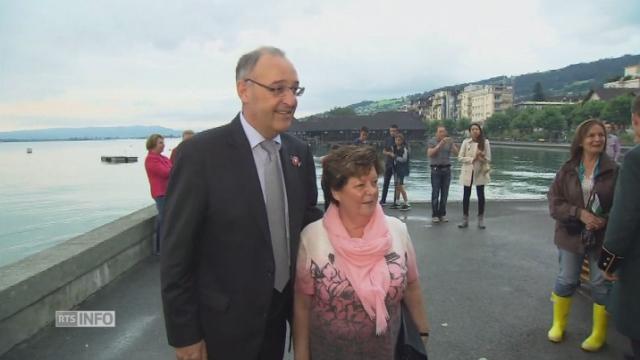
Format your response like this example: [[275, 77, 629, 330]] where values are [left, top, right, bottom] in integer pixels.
[[458, 138, 491, 186]]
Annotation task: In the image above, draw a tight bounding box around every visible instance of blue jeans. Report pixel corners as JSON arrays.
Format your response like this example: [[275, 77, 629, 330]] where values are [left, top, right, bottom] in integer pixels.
[[153, 196, 166, 255], [554, 248, 611, 305], [430, 166, 451, 218]]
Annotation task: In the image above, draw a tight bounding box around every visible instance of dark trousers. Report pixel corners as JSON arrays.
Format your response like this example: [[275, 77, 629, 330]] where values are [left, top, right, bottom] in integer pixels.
[[631, 338, 640, 360], [257, 283, 292, 360], [380, 165, 395, 204], [430, 166, 451, 218], [153, 196, 166, 254], [462, 174, 485, 216]]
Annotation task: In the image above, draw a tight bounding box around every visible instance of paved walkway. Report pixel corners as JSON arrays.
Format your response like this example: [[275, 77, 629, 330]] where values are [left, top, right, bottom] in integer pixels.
[[2, 201, 632, 359]]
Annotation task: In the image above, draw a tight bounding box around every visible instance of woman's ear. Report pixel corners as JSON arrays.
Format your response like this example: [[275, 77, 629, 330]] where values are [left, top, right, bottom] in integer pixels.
[[331, 189, 341, 203]]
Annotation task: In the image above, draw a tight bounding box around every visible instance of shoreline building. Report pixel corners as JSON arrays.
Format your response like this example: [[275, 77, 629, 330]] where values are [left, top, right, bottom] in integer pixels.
[[603, 64, 640, 89], [288, 111, 427, 143], [414, 84, 513, 125], [514, 101, 575, 110]]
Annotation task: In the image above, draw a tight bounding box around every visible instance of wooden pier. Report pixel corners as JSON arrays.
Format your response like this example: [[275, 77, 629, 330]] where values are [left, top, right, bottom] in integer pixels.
[[101, 156, 138, 164]]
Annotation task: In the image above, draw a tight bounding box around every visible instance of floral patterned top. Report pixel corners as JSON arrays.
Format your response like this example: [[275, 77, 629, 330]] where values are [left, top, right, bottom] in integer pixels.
[[295, 216, 419, 360]]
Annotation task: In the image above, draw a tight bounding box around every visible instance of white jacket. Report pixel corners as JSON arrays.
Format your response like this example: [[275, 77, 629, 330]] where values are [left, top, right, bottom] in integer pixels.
[[458, 138, 492, 186]]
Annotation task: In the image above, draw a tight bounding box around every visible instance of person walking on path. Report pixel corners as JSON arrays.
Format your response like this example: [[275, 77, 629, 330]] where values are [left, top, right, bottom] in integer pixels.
[[144, 133, 172, 255], [600, 95, 640, 359], [353, 126, 370, 145], [457, 123, 491, 229], [427, 125, 458, 224], [547, 118, 619, 352], [170, 129, 195, 163], [380, 125, 399, 206], [605, 121, 622, 162], [392, 132, 411, 211]]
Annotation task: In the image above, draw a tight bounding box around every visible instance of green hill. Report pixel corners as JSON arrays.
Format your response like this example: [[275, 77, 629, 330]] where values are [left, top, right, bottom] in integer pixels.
[[330, 53, 640, 115]]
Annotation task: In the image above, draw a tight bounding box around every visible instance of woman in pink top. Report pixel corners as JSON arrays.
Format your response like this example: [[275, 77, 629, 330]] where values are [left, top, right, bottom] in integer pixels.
[[144, 134, 172, 255], [293, 145, 430, 360]]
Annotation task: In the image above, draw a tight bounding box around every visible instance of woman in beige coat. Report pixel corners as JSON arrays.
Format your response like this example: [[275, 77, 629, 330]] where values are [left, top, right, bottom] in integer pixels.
[[457, 123, 491, 229]]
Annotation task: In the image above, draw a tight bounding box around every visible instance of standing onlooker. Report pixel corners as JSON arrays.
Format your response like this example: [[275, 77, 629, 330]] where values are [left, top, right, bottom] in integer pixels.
[[547, 119, 618, 352], [380, 124, 399, 206], [170, 129, 195, 163], [427, 125, 459, 224], [457, 123, 491, 229], [604, 121, 621, 163], [600, 95, 640, 359], [353, 126, 369, 145], [144, 134, 173, 255], [392, 132, 411, 210]]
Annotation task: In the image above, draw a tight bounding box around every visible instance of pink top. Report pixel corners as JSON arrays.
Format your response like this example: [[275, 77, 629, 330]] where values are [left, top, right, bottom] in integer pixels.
[[144, 151, 172, 198]]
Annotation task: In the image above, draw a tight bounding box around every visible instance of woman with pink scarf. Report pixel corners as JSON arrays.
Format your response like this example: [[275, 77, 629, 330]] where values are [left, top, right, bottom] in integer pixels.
[[293, 145, 429, 360]]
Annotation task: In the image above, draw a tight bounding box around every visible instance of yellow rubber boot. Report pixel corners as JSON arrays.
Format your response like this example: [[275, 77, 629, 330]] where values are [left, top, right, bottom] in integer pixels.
[[548, 292, 572, 342], [581, 303, 608, 352]]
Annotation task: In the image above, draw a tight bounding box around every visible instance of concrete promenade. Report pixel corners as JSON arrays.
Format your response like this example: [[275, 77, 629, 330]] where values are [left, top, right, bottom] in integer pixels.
[[1, 201, 632, 359]]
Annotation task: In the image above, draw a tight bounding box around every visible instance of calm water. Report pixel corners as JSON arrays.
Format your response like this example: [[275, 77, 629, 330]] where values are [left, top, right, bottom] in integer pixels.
[[0, 139, 568, 268]]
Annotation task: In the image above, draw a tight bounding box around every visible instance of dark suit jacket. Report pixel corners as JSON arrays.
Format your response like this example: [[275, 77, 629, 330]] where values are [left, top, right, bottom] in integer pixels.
[[160, 115, 323, 359], [603, 145, 640, 339]]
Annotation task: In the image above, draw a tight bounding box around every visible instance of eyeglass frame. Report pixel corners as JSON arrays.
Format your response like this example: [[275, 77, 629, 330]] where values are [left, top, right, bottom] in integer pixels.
[[244, 78, 305, 97]]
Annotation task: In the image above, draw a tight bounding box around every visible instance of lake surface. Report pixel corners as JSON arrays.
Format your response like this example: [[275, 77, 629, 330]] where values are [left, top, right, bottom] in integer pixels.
[[0, 139, 568, 267]]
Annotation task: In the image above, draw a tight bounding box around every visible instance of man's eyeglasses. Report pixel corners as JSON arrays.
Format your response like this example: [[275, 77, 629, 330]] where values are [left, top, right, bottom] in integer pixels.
[[245, 79, 305, 97]]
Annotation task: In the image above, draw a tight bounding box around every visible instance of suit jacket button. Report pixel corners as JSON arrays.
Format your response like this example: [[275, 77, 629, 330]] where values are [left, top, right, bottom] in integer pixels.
[[267, 271, 274, 278]]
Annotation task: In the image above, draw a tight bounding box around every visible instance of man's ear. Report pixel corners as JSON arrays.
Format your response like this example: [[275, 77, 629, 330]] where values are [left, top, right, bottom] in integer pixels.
[[237, 80, 249, 103]]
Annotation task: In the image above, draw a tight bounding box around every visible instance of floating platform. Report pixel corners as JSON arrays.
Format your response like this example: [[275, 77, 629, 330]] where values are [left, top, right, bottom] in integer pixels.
[[26, 148, 32, 154], [101, 156, 138, 164]]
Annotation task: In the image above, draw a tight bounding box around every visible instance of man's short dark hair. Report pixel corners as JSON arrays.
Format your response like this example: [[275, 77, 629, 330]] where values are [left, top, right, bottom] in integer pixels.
[[360, 126, 369, 133], [390, 124, 399, 129], [235, 46, 286, 82]]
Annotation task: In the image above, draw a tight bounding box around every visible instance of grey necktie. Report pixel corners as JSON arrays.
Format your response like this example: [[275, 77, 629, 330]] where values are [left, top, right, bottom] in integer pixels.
[[260, 140, 289, 291]]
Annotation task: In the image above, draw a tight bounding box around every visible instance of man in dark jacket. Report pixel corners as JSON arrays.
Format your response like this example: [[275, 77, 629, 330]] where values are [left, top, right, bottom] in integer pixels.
[[161, 46, 322, 360], [601, 95, 640, 359], [380, 124, 398, 205]]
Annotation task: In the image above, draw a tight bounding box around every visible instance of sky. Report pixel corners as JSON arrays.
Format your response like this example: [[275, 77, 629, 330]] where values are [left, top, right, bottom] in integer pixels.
[[1, 0, 639, 132]]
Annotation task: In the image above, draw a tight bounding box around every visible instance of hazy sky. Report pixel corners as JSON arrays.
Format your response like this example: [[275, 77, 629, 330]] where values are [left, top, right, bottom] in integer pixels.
[[1, 0, 639, 132]]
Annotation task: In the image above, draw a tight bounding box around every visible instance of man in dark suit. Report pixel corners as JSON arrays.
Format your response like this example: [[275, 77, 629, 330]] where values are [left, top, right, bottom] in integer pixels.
[[601, 94, 640, 359], [161, 46, 322, 360]]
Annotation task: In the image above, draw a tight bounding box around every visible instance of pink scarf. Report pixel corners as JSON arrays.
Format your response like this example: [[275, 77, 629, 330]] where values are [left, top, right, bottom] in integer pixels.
[[323, 203, 392, 334]]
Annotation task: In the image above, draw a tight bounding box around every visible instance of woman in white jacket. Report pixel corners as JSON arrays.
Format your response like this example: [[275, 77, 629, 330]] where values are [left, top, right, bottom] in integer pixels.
[[457, 123, 491, 229]]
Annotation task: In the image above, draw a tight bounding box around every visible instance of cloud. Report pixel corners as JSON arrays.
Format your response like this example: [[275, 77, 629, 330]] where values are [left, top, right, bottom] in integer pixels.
[[0, 0, 639, 131]]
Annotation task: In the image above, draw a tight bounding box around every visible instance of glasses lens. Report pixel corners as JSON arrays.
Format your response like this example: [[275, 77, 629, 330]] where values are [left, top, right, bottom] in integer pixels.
[[295, 87, 305, 97]]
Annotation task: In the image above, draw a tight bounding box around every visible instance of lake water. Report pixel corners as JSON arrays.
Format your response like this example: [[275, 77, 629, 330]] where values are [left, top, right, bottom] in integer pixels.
[[0, 139, 568, 268]]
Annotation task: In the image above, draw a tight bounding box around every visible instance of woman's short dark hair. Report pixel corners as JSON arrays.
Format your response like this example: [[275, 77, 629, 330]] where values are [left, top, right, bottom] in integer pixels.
[[146, 134, 164, 150], [469, 122, 485, 151], [321, 145, 382, 205], [569, 119, 607, 162]]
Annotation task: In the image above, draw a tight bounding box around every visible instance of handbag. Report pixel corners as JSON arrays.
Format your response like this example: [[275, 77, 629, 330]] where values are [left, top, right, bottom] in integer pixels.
[[561, 218, 584, 235], [396, 302, 428, 360]]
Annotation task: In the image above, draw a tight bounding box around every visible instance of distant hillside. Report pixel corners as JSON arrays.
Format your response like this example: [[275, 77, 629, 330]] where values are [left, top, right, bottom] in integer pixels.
[[512, 54, 640, 101], [0, 126, 181, 141], [340, 53, 640, 114]]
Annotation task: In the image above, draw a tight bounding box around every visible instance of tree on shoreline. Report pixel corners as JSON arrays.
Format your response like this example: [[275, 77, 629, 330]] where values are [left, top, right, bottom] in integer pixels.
[[483, 95, 633, 144]]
